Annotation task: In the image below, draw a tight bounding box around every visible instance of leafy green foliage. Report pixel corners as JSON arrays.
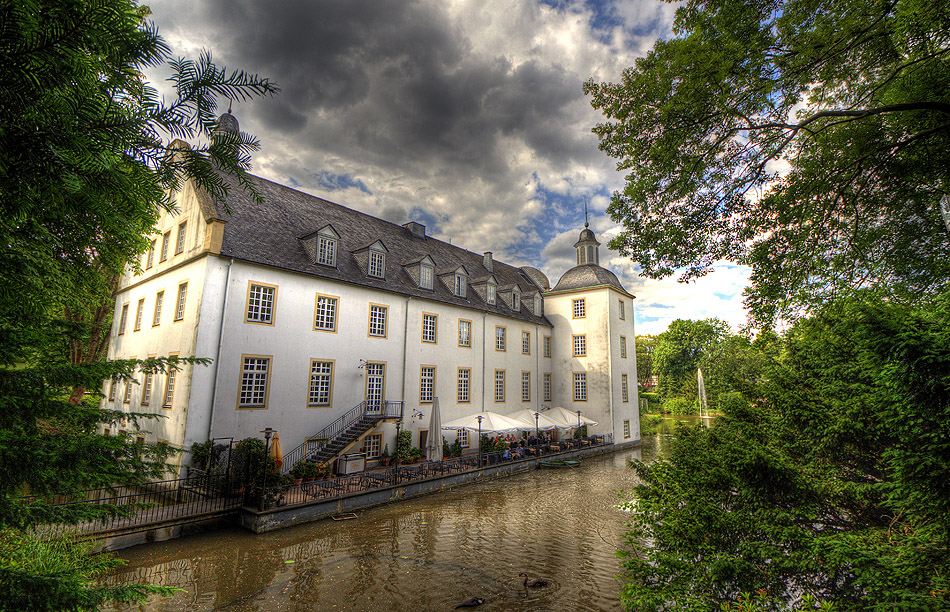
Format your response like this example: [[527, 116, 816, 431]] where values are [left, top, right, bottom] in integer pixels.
[[620, 294, 950, 611], [585, 0, 950, 326]]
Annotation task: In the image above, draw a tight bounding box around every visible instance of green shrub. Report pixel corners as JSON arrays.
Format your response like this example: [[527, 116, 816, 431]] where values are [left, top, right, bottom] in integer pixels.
[[717, 391, 748, 416], [663, 396, 695, 415]]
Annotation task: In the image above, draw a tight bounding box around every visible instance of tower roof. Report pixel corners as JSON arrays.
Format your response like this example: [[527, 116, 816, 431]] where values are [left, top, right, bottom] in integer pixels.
[[551, 264, 626, 293]]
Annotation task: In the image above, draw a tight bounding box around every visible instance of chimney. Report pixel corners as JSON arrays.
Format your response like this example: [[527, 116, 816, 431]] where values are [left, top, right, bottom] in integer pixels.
[[483, 252, 493, 272], [403, 221, 426, 239]]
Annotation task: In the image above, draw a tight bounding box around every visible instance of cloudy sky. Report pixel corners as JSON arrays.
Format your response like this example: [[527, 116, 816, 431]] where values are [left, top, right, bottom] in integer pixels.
[[146, 0, 751, 335]]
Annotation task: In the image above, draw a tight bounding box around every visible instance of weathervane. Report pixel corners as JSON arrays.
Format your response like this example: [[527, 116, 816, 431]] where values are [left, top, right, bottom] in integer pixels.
[[584, 200, 589, 228]]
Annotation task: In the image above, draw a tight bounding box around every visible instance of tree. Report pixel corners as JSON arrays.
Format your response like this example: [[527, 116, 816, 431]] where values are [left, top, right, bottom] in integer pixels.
[[652, 318, 730, 402], [584, 0, 950, 327], [0, 1, 277, 609], [620, 294, 950, 611], [635, 334, 658, 388]]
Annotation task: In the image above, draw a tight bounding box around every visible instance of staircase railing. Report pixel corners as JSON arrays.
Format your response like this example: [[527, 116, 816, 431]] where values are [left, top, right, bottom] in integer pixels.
[[281, 400, 404, 473]]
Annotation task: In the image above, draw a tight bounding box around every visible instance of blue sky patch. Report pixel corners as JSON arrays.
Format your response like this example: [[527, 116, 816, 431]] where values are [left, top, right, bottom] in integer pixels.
[[312, 170, 371, 194]]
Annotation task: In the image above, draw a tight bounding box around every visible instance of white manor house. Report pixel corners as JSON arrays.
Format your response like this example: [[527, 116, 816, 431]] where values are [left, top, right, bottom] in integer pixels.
[[102, 113, 641, 472]]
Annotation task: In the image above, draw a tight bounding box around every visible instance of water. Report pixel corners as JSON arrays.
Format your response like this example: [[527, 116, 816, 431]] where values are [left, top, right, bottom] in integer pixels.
[[107, 422, 695, 611]]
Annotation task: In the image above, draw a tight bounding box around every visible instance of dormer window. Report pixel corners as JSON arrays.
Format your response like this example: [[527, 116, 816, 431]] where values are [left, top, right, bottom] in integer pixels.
[[420, 264, 434, 290], [533, 294, 543, 316], [512, 291, 521, 312], [369, 250, 385, 278], [454, 272, 467, 297], [487, 282, 496, 305], [318, 235, 337, 266]]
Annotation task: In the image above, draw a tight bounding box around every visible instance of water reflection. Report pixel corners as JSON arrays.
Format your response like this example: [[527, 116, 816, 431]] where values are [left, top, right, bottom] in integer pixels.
[[107, 426, 693, 612]]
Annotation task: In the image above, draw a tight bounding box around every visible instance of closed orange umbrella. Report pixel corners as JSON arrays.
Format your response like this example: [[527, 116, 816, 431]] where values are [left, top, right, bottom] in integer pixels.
[[269, 432, 283, 469]]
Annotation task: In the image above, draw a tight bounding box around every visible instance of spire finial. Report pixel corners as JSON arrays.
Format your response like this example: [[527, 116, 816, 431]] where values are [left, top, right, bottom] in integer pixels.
[[584, 200, 589, 228], [227, 99, 232, 114]]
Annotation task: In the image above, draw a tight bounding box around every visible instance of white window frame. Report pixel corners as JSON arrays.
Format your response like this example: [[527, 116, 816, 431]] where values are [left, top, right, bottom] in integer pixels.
[[364, 434, 382, 458], [494, 370, 505, 402], [146, 239, 156, 269], [619, 299, 625, 320], [573, 334, 587, 357], [313, 294, 338, 332], [134, 298, 144, 331], [420, 365, 435, 403], [495, 326, 506, 352], [245, 282, 277, 325], [152, 291, 163, 327], [238, 355, 270, 409], [454, 273, 466, 297], [163, 353, 179, 408], [117, 304, 129, 336], [487, 282, 496, 305], [159, 231, 170, 262], [175, 221, 186, 255], [521, 371, 530, 402], [174, 282, 187, 321], [573, 372, 588, 402], [317, 235, 337, 267], [621, 373, 629, 402], [420, 264, 434, 290], [623, 419, 631, 439], [620, 336, 627, 359], [458, 428, 470, 448], [457, 368, 471, 403], [308, 359, 334, 407], [422, 313, 438, 343], [458, 319, 471, 348], [572, 298, 586, 319], [543, 372, 552, 402], [368, 250, 385, 278], [512, 292, 520, 311], [522, 331, 531, 355], [368, 304, 388, 338], [543, 335, 551, 358]]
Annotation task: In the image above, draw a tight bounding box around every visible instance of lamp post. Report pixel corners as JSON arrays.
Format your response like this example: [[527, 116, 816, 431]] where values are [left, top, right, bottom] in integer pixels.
[[476, 414, 483, 468], [576, 410, 582, 428], [260, 427, 275, 511], [534, 411, 540, 440], [394, 419, 402, 481]]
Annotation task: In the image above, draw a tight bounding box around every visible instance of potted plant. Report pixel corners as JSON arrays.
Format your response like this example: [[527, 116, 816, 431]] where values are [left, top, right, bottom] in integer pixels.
[[314, 461, 329, 479], [289, 462, 308, 485]]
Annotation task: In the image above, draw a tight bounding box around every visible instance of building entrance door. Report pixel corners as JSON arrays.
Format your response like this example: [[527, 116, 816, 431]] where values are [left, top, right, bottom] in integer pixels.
[[418, 429, 428, 452], [365, 363, 385, 415]]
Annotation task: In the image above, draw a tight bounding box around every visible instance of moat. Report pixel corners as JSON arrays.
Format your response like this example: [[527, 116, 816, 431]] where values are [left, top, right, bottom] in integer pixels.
[[106, 419, 697, 611]]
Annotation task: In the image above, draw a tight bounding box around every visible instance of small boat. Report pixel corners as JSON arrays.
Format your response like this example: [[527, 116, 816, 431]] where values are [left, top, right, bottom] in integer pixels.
[[538, 460, 581, 469]]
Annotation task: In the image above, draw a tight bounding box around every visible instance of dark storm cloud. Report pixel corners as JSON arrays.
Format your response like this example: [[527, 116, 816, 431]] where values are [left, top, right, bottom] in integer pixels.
[[155, 0, 592, 175]]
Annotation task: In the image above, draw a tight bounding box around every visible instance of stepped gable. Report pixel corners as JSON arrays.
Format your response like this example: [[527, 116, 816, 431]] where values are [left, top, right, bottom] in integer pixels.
[[211, 172, 551, 326]]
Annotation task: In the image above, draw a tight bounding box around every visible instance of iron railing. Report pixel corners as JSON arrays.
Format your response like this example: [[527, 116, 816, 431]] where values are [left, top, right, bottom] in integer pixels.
[[281, 400, 404, 473]]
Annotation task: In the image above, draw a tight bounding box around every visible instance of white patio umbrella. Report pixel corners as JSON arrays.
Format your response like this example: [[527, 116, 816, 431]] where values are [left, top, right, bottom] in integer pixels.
[[441, 411, 524, 433], [547, 406, 598, 429], [426, 397, 443, 461], [505, 409, 562, 432]]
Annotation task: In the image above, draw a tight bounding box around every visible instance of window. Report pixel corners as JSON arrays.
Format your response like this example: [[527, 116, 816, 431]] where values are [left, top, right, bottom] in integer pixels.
[[622, 373, 629, 402], [572, 298, 586, 318], [543, 335, 551, 358], [522, 331, 531, 355], [543, 373, 552, 402], [573, 372, 588, 401], [420, 264, 434, 289], [146, 240, 156, 269], [573, 334, 587, 357], [317, 235, 337, 266], [308, 360, 333, 407], [619, 299, 625, 320], [458, 319, 471, 347], [494, 370, 505, 402], [512, 292, 520, 311], [174, 282, 187, 321], [487, 283, 496, 305], [123, 379, 133, 403], [454, 273, 466, 297], [134, 298, 145, 331], [521, 371, 531, 402], [117, 304, 129, 336], [368, 250, 385, 278], [152, 291, 164, 327], [620, 336, 627, 358], [623, 419, 631, 439], [368, 304, 388, 337], [175, 221, 187, 255], [495, 326, 506, 351], [457, 428, 469, 448], [238, 356, 270, 409], [313, 294, 338, 331], [246, 283, 276, 324], [159, 231, 170, 262], [457, 368, 471, 403], [163, 354, 179, 408], [108, 380, 116, 401], [364, 434, 382, 458], [420, 366, 435, 403], [141, 357, 154, 406], [422, 313, 438, 343]]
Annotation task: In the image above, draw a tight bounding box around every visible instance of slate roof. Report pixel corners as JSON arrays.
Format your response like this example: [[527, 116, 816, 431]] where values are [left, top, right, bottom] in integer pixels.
[[211, 172, 551, 327], [550, 264, 629, 294]]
